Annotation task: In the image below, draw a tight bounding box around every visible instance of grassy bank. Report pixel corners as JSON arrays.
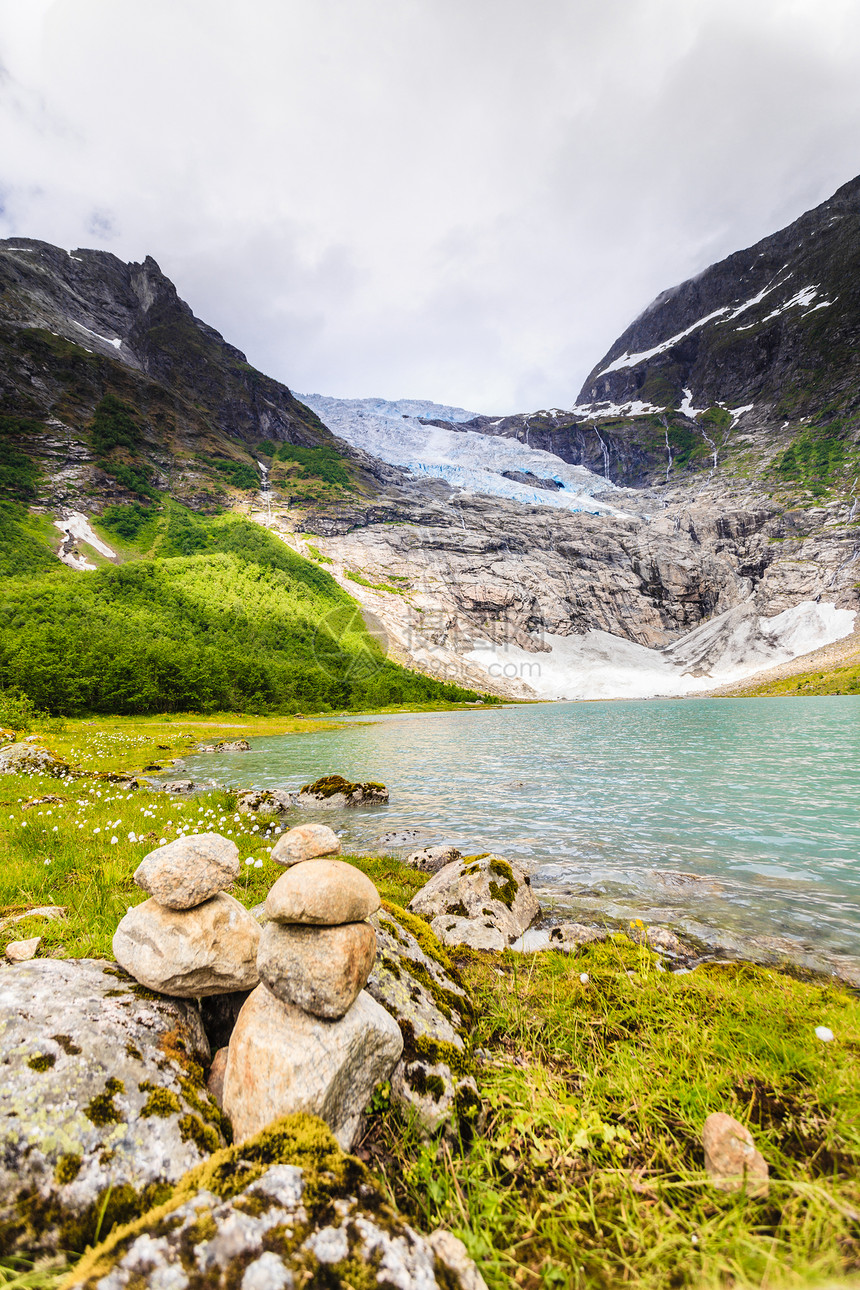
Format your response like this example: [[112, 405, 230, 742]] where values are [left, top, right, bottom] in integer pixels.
[[733, 660, 860, 698], [1, 735, 858, 1289]]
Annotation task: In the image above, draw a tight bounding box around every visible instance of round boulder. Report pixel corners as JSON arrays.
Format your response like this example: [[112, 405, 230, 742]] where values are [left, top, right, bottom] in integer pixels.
[[113, 894, 261, 997], [265, 858, 380, 926], [257, 920, 377, 1019], [133, 833, 240, 910], [270, 822, 342, 866]]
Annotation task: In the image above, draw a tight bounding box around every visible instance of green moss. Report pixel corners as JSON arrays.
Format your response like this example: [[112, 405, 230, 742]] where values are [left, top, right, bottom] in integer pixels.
[[183, 1210, 217, 1246], [398, 1019, 472, 1078], [140, 1087, 182, 1119], [27, 1053, 56, 1072], [84, 1077, 125, 1127], [125, 1043, 142, 1060], [54, 1154, 83, 1185], [404, 1064, 447, 1103], [52, 1033, 82, 1056], [380, 901, 458, 976], [444, 900, 469, 918], [488, 857, 517, 909], [178, 1113, 220, 1154]]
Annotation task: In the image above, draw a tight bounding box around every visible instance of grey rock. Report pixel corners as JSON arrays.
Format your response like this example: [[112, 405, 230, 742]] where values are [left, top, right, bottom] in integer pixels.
[[133, 833, 240, 910], [430, 915, 507, 952], [206, 1047, 229, 1107], [219, 740, 251, 751], [222, 985, 402, 1149], [257, 921, 376, 1020], [405, 845, 462, 874], [0, 958, 224, 1258], [410, 853, 540, 944], [113, 894, 261, 997], [70, 1126, 483, 1289], [295, 774, 389, 809], [367, 908, 478, 1135], [237, 788, 295, 815], [0, 742, 69, 777], [160, 780, 195, 794], [270, 822, 342, 866], [265, 859, 380, 925]]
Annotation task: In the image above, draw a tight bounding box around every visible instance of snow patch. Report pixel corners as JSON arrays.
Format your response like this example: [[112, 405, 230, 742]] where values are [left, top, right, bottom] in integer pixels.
[[595, 307, 732, 376], [71, 321, 123, 349], [568, 399, 663, 419], [54, 512, 116, 571], [464, 601, 855, 701]]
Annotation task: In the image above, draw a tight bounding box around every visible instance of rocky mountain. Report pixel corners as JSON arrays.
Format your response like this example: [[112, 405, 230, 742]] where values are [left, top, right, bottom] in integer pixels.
[[2, 199, 858, 702], [0, 238, 399, 514]]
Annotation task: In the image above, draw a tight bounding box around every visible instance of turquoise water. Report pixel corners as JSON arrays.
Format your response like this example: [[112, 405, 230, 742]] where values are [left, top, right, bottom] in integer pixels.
[[182, 697, 860, 964]]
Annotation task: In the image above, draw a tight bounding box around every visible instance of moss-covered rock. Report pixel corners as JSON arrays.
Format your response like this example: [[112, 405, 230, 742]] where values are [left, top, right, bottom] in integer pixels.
[[296, 774, 389, 808], [367, 903, 478, 1137], [63, 1113, 484, 1289], [0, 959, 227, 1259], [409, 853, 540, 947]]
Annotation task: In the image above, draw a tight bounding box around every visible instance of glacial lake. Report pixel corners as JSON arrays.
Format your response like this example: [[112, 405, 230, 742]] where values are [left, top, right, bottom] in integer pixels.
[[181, 697, 860, 971]]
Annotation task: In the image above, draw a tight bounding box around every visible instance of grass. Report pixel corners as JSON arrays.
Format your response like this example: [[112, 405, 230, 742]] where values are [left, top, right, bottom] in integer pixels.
[[365, 944, 860, 1289], [735, 663, 860, 698], [1, 731, 858, 1289]]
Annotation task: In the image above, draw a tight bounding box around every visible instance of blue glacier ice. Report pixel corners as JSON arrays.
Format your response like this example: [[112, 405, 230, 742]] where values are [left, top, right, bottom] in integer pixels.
[[298, 393, 622, 514]]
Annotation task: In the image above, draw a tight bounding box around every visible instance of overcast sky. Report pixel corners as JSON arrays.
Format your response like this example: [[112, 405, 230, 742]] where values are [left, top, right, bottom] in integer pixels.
[[2, 0, 860, 412]]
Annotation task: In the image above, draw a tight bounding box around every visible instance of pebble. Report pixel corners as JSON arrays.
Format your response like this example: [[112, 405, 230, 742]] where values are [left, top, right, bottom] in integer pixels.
[[702, 1111, 769, 1197], [815, 1026, 835, 1042], [5, 937, 41, 962]]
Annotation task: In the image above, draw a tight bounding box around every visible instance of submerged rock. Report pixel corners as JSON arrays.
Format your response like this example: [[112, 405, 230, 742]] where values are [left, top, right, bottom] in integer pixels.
[[265, 858, 380, 925], [702, 1112, 769, 1197], [270, 821, 342, 866], [0, 959, 225, 1259], [222, 987, 402, 1149], [257, 920, 376, 1019], [113, 894, 261, 997], [296, 773, 389, 808], [410, 853, 540, 944], [367, 905, 478, 1136], [133, 833, 240, 910], [66, 1115, 484, 1289]]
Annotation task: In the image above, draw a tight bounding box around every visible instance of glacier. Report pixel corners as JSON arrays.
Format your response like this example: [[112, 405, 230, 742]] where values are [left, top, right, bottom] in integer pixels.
[[298, 393, 623, 514]]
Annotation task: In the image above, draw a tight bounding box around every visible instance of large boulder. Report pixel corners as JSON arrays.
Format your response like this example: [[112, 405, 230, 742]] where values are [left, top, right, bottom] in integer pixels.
[[0, 959, 226, 1259], [222, 987, 402, 1149], [409, 853, 540, 945], [295, 774, 389, 808], [265, 858, 380, 925], [0, 741, 69, 778], [65, 1115, 485, 1290], [133, 833, 240, 910], [367, 905, 478, 1136], [257, 920, 377, 1019], [113, 894, 261, 997], [270, 821, 342, 866]]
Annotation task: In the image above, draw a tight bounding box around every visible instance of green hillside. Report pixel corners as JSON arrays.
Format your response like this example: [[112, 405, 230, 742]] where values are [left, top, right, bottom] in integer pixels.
[[0, 501, 487, 715]]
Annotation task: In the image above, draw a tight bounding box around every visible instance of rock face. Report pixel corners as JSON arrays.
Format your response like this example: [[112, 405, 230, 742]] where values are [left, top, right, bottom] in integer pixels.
[[410, 853, 540, 945], [367, 907, 478, 1135], [0, 741, 69, 777], [265, 858, 380, 925], [257, 920, 377, 1019], [113, 894, 261, 997], [431, 916, 507, 952], [133, 833, 240, 909], [270, 821, 342, 866], [222, 987, 402, 1149], [0, 958, 225, 1258], [296, 774, 389, 808], [237, 787, 295, 815], [405, 844, 462, 873], [66, 1115, 484, 1290], [702, 1112, 769, 1197]]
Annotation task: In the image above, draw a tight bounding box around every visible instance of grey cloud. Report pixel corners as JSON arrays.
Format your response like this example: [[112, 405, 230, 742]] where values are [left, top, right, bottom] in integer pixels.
[[1, 0, 859, 411]]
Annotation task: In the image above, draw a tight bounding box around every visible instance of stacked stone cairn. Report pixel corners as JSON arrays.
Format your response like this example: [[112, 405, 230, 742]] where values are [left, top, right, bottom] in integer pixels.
[[222, 827, 403, 1150], [114, 821, 403, 1153]]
